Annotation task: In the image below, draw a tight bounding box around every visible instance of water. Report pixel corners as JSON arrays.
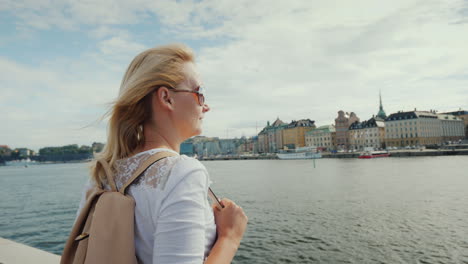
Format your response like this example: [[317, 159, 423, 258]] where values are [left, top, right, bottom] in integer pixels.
[[1, 157, 468, 263]]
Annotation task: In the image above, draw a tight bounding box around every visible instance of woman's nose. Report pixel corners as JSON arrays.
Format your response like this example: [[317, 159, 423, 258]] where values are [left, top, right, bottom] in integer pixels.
[[202, 104, 210, 113]]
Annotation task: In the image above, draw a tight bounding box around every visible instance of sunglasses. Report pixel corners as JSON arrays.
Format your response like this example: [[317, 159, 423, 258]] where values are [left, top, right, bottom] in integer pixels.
[[166, 86, 206, 106]]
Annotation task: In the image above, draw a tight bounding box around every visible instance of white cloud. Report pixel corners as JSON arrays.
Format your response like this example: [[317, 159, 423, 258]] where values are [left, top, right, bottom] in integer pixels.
[[190, 0, 468, 138], [97, 33, 146, 56], [1, 0, 468, 148], [0, 57, 117, 150], [2, 0, 149, 29]]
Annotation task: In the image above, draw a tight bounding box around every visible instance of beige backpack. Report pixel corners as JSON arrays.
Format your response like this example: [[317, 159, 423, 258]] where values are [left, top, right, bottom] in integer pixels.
[[61, 151, 177, 264]]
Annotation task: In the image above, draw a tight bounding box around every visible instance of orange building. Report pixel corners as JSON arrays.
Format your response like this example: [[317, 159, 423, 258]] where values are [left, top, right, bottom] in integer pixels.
[[282, 119, 316, 149]]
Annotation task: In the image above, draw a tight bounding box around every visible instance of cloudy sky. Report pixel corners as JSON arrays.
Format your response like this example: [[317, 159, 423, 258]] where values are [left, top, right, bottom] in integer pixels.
[[2, 0, 468, 150]]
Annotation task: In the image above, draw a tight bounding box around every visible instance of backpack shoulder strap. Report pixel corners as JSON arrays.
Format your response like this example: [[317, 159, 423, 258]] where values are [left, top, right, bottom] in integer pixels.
[[97, 158, 117, 192], [119, 151, 178, 194]]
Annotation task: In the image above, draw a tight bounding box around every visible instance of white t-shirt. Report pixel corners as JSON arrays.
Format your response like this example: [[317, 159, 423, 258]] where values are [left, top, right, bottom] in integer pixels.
[[77, 148, 217, 264]]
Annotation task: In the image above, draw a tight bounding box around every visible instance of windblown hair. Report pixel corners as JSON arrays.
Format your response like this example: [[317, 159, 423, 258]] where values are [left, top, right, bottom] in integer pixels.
[[91, 44, 194, 185]]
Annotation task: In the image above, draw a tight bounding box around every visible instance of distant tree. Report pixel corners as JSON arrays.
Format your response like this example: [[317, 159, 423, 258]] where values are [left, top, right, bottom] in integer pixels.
[[39, 144, 84, 155], [10, 150, 20, 159], [38, 144, 93, 162], [79, 145, 92, 154], [91, 142, 105, 153]]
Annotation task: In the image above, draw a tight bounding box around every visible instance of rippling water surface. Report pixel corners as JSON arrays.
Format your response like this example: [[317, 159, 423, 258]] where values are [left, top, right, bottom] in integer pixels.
[[1, 157, 468, 263]]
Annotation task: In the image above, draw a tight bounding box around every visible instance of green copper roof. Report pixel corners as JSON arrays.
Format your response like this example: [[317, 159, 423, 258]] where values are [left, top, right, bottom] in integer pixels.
[[377, 108, 387, 119], [376, 91, 387, 119]]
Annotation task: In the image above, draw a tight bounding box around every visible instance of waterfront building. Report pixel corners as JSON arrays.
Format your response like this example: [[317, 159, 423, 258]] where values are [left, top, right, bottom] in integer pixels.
[[437, 114, 465, 143], [189, 136, 205, 156], [257, 118, 287, 153], [257, 128, 268, 153], [187, 137, 242, 156], [442, 110, 468, 138], [0, 145, 12, 156], [348, 117, 385, 150], [331, 131, 337, 149], [219, 139, 238, 154], [305, 125, 336, 151], [266, 118, 287, 152], [237, 136, 257, 154], [385, 110, 444, 147], [190, 136, 222, 157], [282, 119, 316, 149], [203, 139, 221, 156], [334, 111, 360, 150], [15, 148, 32, 158], [252, 136, 259, 154], [180, 142, 194, 156], [193, 141, 205, 156]]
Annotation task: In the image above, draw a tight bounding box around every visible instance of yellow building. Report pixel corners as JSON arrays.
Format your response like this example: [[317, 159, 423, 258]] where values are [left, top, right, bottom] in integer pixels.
[[282, 119, 316, 149]]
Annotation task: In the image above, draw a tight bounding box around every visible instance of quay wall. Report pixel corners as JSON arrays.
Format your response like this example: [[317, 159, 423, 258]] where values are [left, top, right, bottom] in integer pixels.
[[0, 237, 60, 264], [322, 149, 468, 159], [201, 149, 468, 160], [201, 155, 277, 161]]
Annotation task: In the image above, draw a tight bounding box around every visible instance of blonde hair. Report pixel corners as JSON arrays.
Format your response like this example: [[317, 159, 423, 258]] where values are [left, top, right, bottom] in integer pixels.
[[91, 43, 194, 185]]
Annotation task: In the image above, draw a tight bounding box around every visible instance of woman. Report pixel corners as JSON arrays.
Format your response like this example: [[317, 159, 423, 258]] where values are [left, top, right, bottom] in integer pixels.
[[78, 44, 248, 263]]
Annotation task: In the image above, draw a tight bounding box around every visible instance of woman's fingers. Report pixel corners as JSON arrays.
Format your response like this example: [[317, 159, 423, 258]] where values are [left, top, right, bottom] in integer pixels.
[[212, 197, 248, 245], [220, 198, 233, 207]]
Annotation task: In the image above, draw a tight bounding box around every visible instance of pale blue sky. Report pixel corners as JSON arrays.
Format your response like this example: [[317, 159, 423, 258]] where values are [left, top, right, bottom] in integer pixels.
[[1, 0, 468, 150]]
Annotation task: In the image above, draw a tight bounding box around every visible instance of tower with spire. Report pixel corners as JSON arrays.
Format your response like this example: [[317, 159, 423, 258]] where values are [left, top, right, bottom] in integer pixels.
[[376, 90, 387, 120]]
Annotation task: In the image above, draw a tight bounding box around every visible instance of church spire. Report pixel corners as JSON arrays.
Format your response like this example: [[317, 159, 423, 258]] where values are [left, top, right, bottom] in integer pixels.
[[379, 90, 383, 110], [376, 90, 387, 119]]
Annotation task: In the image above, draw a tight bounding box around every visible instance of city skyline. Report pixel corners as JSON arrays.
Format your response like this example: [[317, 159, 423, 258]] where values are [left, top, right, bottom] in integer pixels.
[[3, 104, 465, 152], [2, 0, 468, 150]]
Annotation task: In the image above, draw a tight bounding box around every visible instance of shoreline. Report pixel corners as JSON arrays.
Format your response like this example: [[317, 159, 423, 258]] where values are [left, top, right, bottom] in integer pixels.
[[0, 159, 91, 167], [200, 149, 468, 160], [1, 149, 467, 165], [322, 149, 468, 159]]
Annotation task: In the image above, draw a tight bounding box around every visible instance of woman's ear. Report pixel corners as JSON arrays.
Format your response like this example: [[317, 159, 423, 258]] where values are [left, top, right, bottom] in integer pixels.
[[156, 87, 174, 110]]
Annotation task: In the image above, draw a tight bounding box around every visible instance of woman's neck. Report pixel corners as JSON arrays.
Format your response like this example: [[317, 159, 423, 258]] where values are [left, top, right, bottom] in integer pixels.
[[138, 142, 180, 153], [136, 123, 181, 154]]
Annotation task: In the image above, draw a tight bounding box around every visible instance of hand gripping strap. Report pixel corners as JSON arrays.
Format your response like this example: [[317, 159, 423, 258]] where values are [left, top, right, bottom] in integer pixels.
[[119, 151, 178, 194]]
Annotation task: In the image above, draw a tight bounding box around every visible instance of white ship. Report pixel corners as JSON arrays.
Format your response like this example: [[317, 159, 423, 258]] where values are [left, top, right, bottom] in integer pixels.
[[276, 146, 322, 160], [5, 158, 36, 166]]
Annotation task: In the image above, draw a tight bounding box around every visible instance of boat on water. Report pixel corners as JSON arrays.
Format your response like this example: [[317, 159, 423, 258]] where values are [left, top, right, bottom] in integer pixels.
[[277, 146, 322, 160], [5, 158, 36, 166], [358, 150, 390, 159]]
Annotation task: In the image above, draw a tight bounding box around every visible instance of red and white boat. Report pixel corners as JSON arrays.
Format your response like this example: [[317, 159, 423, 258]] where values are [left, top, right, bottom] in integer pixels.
[[358, 150, 390, 159]]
